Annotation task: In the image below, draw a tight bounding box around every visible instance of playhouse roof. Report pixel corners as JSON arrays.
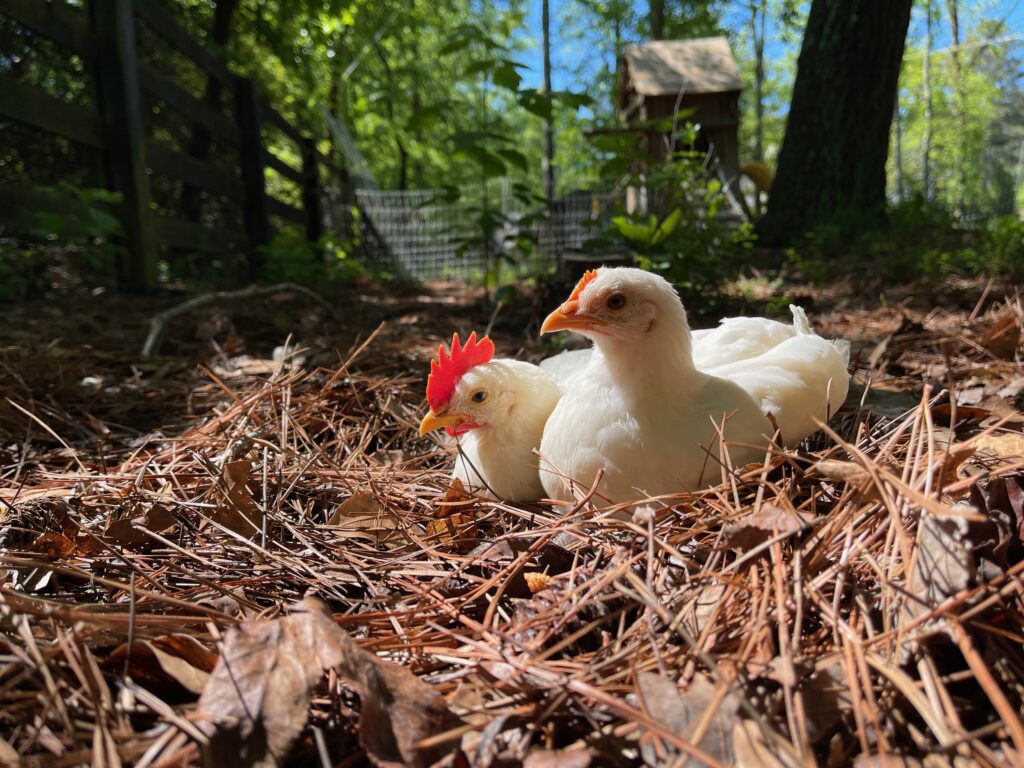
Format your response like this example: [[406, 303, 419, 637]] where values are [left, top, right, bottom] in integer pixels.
[[622, 37, 743, 97]]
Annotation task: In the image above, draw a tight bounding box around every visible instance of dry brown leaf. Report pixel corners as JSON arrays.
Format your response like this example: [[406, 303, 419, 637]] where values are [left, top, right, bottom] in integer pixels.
[[522, 748, 592, 768], [213, 460, 264, 537], [912, 513, 974, 612], [732, 720, 789, 768], [196, 600, 456, 768], [105, 636, 214, 695], [327, 492, 401, 545], [975, 432, 1024, 461], [978, 312, 1021, 360], [677, 582, 728, 636], [722, 504, 814, 550], [29, 532, 76, 559], [635, 673, 738, 767], [424, 513, 478, 551]]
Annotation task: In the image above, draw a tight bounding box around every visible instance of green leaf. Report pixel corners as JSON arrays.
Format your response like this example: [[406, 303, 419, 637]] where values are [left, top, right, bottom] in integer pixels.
[[517, 89, 551, 120], [491, 59, 523, 90], [650, 208, 681, 245], [495, 148, 528, 173], [406, 103, 448, 132]]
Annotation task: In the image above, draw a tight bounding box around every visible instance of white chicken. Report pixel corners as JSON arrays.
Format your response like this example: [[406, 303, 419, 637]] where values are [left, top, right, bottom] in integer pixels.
[[538, 268, 849, 503], [539, 308, 811, 385], [418, 332, 561, 501]]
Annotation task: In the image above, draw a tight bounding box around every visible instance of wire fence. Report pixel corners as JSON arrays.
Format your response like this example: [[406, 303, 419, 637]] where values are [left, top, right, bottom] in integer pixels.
[[354, 185, 621, 280]]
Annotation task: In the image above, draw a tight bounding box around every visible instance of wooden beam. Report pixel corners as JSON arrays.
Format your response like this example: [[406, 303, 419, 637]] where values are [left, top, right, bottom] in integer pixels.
[[261, 100, 303, 145], [234, 76, 270, 274], [300, 137, 323, 243], [138, 64, 239, 147], [133, 1, 234, 88], [264, 152, 303, 185], [0, 75, 104, 148], [266, 196, 305, 225], [154, 215, 244, 253], [147, 141, 243, 200], [90, 0, 158, 292], [0, 0, 97, 60]]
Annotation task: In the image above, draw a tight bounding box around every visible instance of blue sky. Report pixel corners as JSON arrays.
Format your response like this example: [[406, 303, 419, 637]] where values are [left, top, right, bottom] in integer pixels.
[[516, 0, 1024, 95]]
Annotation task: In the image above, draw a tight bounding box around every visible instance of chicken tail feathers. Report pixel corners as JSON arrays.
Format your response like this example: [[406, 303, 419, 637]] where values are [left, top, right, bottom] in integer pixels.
[[789, 305, 812, 335]]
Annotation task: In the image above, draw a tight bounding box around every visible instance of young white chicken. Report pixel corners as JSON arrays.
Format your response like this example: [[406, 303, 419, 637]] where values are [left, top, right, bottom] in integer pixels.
[[538, 268, 849, 503], [418, 332, 561, 501]]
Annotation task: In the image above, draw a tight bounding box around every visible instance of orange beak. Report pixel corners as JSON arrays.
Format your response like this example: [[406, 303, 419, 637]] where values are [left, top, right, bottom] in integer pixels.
[[541, 299, 605, 335], [419, 410, 470, 436]]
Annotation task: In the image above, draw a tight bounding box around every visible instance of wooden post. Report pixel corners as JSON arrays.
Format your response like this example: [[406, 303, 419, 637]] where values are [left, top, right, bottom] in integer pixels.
[[234, 76, 270, 276], [89, 0, 158, 293], [300, 138, 323, 245]]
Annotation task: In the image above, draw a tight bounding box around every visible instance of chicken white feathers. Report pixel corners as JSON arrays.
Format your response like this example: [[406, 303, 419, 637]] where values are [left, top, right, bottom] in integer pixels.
[[537, 268, 849, 503]]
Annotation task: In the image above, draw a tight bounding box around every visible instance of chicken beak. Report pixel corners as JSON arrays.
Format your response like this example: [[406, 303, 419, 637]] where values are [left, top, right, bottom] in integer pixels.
[[418, 410, 469, 436], [541, 300, 604, 334]]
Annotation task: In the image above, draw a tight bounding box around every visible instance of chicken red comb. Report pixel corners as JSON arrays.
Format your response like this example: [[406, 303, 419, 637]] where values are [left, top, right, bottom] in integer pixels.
[[426, 332, 495, 410], [566, 269, 599, 304]]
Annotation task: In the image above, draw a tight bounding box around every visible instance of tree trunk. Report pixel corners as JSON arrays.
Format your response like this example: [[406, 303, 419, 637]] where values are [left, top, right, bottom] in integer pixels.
[[945, 0, 967, 212], [542, 0, 555, 201], [923, 1, 933, 200], [649, 0, 665, 40], [893, 92, 905, 202], [179, 0, 238, 223], [757, 0, 913, 243], [750, 0, 766, 162]]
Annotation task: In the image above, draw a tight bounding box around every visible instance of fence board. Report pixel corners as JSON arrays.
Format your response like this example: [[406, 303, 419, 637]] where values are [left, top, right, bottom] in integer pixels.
[[264, 153, 303, 185], [154, 215, 244, 252], [266, 196, 306, 225], [0, 0, 97, 60], [0, 75, 104, 148], [262, 102, 303, 145], [133, 1, 234, 88], [147, 142, 243, 200], [138, 64, 239, 146]]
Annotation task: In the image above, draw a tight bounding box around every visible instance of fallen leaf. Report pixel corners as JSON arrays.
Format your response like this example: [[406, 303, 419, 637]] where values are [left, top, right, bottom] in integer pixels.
[[522, 748, 592, 768], [732, 720, 789, 768], [932, 403, 990, 427], [213, 460, 264, 537], [424, 513, 478, 551], [29, 532, 76, 559], [975, 432, 1024, 461], [635, 673, 739, 767], [978, 312, 1021, 360], [196, 600, 456, 768], [326, 492, 401, 545], [956, 386, 986, 406], [814, 460, 871, 484], [105, 635, 216, 696], [998, 376, 1024, 400], [677, 582, 728, 636], [722, 504, 814, 550], [912, 513, 974, 611]]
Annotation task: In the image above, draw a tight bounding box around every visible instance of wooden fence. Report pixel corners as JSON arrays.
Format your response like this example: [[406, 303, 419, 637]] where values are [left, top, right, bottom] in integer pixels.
[[0, 0, 351, 292]]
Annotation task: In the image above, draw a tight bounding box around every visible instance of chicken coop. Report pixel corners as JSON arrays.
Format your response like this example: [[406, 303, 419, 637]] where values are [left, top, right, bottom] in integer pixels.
[[617, 37, 743, 209]]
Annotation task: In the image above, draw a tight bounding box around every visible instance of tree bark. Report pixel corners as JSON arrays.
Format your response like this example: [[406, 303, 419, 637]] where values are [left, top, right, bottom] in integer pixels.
[[923, 1, 933, 200], [750, 0, 766, 162], [757, 0, 913, 243], [945, 0, 967, 212], [649, 0, 665, 40], [179, 0, 238, 223], [542, 0, 555, 201]]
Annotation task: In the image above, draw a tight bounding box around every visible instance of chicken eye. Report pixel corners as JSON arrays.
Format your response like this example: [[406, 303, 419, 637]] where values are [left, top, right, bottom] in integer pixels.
[[471, 390, 488, 403], [606, 292, 626, 310]]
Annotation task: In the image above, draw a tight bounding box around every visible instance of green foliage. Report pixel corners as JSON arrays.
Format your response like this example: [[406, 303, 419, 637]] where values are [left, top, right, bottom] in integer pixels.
[[595, 124, 755, 305], [787, 195, 1024, 286], [258, 231, 366, 287]]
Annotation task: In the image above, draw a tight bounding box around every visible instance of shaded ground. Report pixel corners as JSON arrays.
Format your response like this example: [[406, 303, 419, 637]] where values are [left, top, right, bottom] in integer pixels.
[[1, 274, 1024, 767]]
